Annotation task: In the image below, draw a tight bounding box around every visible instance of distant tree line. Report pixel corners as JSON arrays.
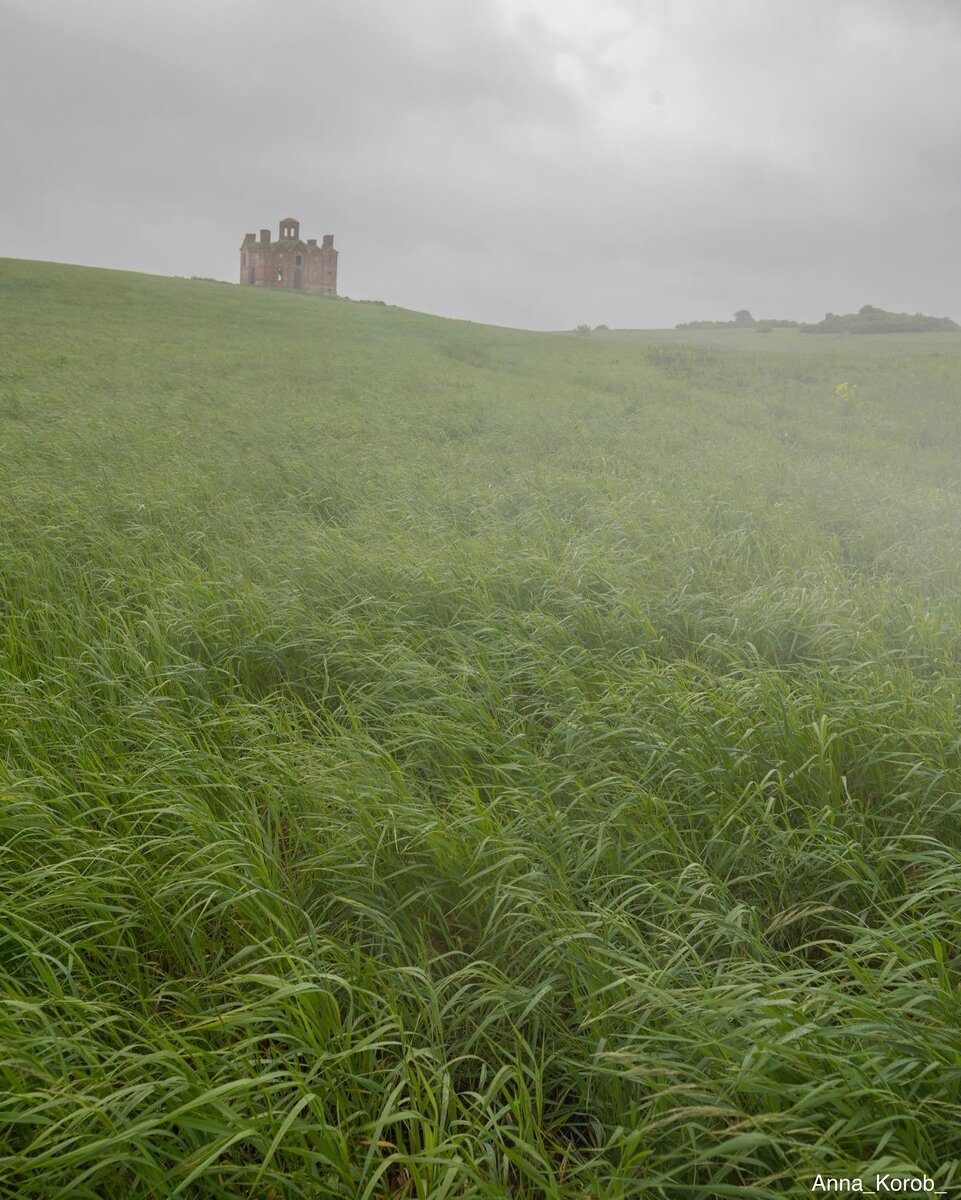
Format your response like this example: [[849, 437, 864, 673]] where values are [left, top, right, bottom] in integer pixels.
[[675, 310, 801, 332], [800, 305, 960, 334], [675, 305, 959, 335]]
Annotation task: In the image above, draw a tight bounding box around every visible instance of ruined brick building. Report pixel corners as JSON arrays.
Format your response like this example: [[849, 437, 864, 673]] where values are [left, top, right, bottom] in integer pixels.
[[240, 218, 338, 295]]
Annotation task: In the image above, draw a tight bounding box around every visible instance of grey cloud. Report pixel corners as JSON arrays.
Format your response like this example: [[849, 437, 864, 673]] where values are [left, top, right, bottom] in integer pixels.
[[1, 0, 960, 328]]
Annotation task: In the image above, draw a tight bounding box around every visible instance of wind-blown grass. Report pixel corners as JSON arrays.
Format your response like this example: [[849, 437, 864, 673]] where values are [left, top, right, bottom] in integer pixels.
[[1, 258, 960, 1196]]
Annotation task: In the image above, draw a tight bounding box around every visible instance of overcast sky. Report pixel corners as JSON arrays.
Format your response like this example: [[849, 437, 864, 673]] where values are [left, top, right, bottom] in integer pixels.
[[2, 0, 960, 329]]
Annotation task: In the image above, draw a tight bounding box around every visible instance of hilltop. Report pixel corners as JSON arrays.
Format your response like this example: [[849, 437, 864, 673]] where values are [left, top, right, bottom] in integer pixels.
[[2, 258, 961, 1197]]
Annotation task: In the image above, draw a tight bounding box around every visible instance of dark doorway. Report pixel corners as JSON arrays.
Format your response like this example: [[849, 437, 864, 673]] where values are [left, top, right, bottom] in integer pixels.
[[248, 266, 255, 284], [294, 267, 303, 290]]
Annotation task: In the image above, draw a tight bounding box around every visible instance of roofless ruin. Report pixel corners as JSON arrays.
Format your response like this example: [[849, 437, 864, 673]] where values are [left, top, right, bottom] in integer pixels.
[[240, 217, 338, 295]]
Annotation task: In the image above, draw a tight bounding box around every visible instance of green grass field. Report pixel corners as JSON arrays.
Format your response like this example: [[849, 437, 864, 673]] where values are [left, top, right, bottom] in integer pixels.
[[600, 324, 961, 357], [2, 257, 960, 1198]]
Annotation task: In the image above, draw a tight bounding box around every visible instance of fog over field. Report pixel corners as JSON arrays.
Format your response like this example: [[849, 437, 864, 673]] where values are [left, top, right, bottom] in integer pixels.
[[2, 0, 961, 327], [3, 2, 961, 1196], [3, 259, 961, 1196]]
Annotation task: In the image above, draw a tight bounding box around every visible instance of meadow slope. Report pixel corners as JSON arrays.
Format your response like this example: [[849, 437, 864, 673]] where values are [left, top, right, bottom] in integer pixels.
[[1, 258, 961, 1197]]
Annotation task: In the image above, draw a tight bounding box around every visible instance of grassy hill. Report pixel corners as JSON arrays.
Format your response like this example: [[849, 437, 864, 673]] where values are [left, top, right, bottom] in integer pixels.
[[2, 257, 961, 1197], [599, 324, 961, 356]]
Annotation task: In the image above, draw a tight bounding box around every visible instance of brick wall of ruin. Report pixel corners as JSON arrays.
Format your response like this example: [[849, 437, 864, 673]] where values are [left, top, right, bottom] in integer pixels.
[[240, 223, 338, 295]]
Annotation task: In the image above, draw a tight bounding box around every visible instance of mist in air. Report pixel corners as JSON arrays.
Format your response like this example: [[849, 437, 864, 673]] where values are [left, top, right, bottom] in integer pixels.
[[2, 0, 960, 329]]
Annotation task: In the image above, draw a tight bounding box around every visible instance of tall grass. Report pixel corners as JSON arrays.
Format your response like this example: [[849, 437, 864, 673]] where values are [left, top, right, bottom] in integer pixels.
[[1, 258, 960, 1196]]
